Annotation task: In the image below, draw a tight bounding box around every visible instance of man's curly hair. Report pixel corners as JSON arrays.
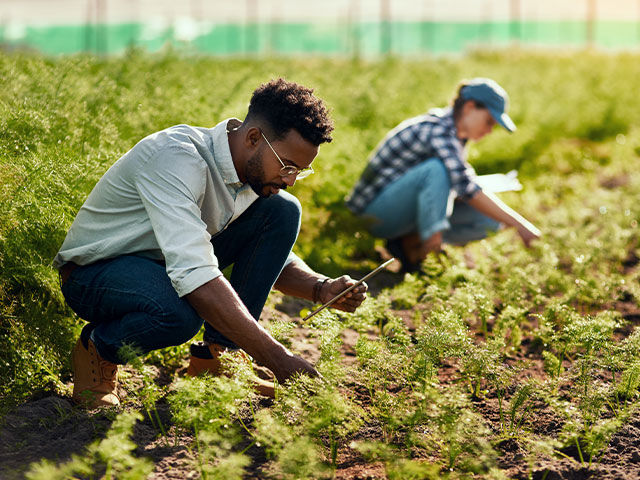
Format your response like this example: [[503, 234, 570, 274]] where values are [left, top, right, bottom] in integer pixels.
[[246, 78, 333, 146]]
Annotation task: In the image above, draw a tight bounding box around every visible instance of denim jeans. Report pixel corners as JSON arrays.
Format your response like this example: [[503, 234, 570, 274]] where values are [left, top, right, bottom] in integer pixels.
[[362, 158, 499, 244], [60, 191, 301, 364]]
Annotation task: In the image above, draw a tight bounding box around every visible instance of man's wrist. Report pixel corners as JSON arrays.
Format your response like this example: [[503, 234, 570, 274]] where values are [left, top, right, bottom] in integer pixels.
[[312, 277, 330, 304]]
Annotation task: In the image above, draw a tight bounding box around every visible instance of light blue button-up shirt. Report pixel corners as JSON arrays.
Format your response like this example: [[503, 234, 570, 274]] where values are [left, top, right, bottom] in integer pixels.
[[54, 119, 283, 297]]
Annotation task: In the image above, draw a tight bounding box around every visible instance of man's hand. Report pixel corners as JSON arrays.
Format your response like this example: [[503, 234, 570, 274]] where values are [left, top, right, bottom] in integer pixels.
[[319, 275, 367, 312], [271, 352, 319, 383], [274, 259, 368, 313], [187, 277, 319, 384]]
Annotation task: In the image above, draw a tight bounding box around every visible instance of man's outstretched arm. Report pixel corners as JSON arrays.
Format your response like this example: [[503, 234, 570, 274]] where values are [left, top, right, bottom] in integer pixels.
[[186, 275, 317, 383]]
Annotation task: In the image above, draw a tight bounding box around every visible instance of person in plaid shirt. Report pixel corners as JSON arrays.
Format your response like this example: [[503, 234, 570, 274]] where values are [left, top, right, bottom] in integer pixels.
[[346, 78, 541, 273]]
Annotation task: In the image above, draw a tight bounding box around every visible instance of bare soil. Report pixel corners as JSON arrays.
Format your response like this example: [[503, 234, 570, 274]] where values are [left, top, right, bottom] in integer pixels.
[[2, 269, 640, 479]]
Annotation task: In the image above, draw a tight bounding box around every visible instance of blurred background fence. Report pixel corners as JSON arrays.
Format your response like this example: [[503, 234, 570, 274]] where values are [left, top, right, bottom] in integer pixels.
[[2, 0, 640, 56]]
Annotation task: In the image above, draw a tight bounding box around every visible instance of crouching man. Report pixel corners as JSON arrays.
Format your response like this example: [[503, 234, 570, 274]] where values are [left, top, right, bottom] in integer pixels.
[[54, 78, 367, 407]]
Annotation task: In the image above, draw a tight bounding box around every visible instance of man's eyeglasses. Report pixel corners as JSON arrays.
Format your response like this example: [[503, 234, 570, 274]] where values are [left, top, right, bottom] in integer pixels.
[[261, 131, 314, 179]]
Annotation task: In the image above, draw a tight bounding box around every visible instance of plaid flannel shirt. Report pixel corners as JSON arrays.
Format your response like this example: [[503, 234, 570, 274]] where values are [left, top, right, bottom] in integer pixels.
[[346, 107, 480, 214]]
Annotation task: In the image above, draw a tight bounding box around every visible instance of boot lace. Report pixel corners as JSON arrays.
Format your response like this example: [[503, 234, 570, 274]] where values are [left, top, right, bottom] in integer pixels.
[[100, 360, 118, 388]]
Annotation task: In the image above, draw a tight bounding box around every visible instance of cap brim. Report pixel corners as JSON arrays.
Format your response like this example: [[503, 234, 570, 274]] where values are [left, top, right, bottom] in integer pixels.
[[490, 110, 516, 133]]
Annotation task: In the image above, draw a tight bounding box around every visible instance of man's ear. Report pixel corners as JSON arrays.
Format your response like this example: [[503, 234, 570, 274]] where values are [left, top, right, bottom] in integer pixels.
[[246, 127, 261, 147]]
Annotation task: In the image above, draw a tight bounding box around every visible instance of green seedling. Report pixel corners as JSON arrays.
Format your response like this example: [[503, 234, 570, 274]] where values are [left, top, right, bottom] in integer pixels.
[[118, 344, 169, 446], [507, 383, 535, 437], [168, 365, 254, 479], [8, 51, 640, 479], [26, 411, 152, 480], [460, 337, 505, 399]]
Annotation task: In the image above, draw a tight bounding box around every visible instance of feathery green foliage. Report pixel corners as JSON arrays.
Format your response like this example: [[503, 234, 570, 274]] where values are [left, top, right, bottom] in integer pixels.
[[5, 49, 640, 478]]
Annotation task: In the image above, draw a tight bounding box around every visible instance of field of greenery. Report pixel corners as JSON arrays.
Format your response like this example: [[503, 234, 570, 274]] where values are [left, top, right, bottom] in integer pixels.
[[3, 48, 640, 479]]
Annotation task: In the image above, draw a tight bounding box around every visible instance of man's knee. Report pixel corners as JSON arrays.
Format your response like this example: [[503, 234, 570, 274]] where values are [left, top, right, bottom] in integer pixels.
[[271, 191, 301, 219], [153, 300, 203, 346], [261, 191, 301, 239]]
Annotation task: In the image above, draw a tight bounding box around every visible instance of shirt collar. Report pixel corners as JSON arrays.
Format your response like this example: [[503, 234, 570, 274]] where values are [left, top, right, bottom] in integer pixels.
[[210, 118, 243, 187], [429, 106, 455, 128], [432, 106, 466, 146]]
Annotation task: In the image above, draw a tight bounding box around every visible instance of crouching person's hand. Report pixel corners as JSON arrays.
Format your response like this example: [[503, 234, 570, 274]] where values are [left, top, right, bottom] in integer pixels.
[[319, 275, 368, 313], [271, 352, 319, 384], [517, 222, 542, 248]]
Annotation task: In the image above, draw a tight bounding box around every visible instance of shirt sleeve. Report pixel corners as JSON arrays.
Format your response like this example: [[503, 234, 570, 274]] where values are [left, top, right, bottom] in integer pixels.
[[284, 251, 301, 268], [428, 126, 481, 201], [135, 145, 222, 297]]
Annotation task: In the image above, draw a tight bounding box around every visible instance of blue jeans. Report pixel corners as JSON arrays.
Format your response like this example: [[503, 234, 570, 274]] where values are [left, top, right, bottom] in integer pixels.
[[362, 158, 499, 244], [60, 191, 301, 364]]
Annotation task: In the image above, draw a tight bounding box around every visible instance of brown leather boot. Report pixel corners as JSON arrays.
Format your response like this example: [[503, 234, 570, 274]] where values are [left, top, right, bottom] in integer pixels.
[[186, 341, 224, 377], [186, 341, 275, 398], [72, 337, 120, 408]]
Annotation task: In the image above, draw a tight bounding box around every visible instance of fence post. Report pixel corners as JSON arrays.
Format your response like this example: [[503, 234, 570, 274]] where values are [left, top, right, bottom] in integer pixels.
[[245, 0, 257, 54], [638, 0, 640, 48], [84, 0, 93, 53], [380, 0, 391, 55], [96, 0, 107, 54], [510, 0, 521, 45], [586, 0, 596, 47]]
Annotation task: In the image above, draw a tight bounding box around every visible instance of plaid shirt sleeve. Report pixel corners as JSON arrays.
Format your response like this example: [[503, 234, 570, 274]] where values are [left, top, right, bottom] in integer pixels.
[[426, 123, 480, 201]]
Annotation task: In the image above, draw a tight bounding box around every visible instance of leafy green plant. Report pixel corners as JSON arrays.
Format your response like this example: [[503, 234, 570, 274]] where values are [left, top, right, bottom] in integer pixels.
[[459, 337, 505, 399], [26, 411, 153, 480], [427, 386, 497, 473], [8, 49, 640, 478], [485, 362, 518, 436], [353, 441, 442, 480], [167, 361, 254, 480], [118, 345, 168, 445], [274, 373, 363, 469], [506, 383, 536, 437], [494, 305, 527, 351]]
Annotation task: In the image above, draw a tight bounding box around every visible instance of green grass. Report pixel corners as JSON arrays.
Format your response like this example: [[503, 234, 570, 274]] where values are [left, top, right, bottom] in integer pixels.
[[4, 48, 640, 478]]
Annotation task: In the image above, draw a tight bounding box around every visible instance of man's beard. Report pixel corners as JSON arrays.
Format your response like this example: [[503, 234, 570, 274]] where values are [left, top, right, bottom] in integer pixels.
[[245, 150, 287, 198]]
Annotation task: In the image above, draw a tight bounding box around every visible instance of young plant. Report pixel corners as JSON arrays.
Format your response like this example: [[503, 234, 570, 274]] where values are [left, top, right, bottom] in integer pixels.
[[615, 328, 640, 401], [355, 335, 414, 407], [449, 283, 494, 336], [494, 305, 527, 351], [273, 373, 364, 470], [424, 385, 497, 473], [353, 441, 441, 480], [118, 344, 168, 445], [506, 383, 536, 437], [26, 411, 153, 480], [167, 358, 255, 480], [560, 400, 622, 468], [459, 337, 505, 399], [485, 362, 518, 436]]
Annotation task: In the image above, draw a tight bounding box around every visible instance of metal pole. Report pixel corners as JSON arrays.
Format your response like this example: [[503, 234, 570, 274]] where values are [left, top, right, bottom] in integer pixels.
[[586, 0, 596, 47], [348, 0, 360, 58], [510, 0, 521, 44], [638, 0, 640, 48], [96, 0, 106, 55], [380, 0, 391, 55], [269, 0, 279, 55], [85, 0, 93, 53], [420, 0, 433, 54], [246, 0, 257, 54], [482, 0, 491, 48]]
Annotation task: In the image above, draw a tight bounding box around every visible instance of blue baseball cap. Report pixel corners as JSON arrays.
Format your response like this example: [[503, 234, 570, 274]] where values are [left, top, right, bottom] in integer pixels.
[[460, 78, 516, 133]]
